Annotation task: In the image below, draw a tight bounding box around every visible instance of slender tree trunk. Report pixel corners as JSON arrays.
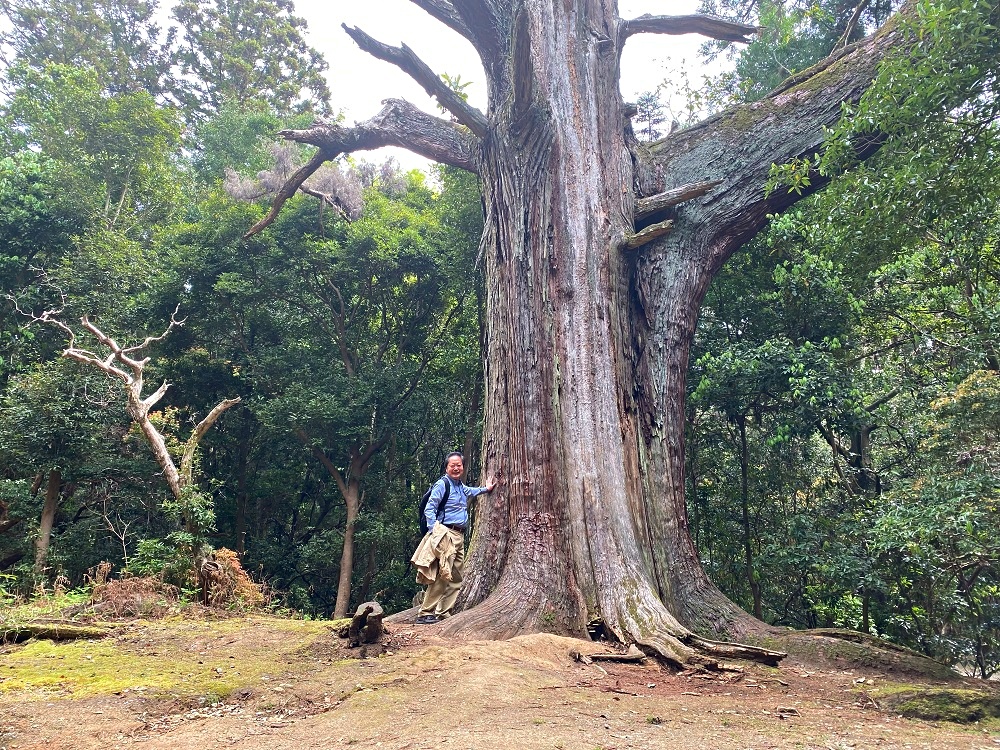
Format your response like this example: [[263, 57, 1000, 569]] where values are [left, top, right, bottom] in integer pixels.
[[736, 416, 763, 619], [34, 468, 61, 573], [234, 421, 252, 554], [334, 479, 361, 618]]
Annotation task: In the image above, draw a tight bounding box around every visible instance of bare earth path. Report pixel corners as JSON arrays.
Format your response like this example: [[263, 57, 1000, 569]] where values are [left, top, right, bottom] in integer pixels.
[[1, 615, 996, 749]]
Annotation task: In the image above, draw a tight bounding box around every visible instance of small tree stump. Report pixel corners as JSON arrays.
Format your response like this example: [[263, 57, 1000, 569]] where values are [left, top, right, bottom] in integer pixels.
[[347, 601, 384, 647]]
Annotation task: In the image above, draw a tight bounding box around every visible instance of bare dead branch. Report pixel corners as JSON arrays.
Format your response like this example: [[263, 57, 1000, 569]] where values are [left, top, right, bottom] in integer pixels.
[[624, 220, 674, 250], [62, 349, 129, 383], [343, 24, 488, 137], [247, 100, 481, 237], [141, 380, 171, 412], [179, 397, 243, 487], [33, 309, 78, 347], [621, 14, 759, 43], [28, 310, 238, 504], [635, 180, 723, 220], [245, 149, 336, 237], [120, 304, 186, 356], [290, 100, 480, 170]]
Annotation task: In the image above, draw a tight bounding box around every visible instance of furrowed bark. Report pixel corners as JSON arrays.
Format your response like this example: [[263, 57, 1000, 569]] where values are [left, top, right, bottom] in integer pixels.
[[439, 0, 784, 666]]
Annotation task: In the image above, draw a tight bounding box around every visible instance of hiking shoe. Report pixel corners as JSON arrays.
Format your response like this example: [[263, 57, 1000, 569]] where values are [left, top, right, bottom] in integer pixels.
[[414, 615, 438, 625]]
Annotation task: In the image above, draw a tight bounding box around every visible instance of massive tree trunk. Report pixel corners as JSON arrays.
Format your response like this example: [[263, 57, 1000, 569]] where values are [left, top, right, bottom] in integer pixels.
[[252, 0, 920, 664]]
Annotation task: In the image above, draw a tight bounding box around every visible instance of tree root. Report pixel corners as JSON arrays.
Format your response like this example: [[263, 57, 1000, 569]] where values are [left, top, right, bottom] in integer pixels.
[[681, 634, 786, 667]]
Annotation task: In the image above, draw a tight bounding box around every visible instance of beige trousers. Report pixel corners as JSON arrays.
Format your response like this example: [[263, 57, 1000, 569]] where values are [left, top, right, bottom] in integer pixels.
[[418, 527, 465, 617]]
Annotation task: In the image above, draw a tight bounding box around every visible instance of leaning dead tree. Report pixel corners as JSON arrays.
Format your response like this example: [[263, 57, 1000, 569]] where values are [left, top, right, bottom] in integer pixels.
[[249, 1, 927, 666], [38, 307, 240, 507]]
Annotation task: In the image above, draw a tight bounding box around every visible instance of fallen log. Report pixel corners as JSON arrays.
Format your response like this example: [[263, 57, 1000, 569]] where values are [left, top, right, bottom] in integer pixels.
[[1, 620, 113, 643]]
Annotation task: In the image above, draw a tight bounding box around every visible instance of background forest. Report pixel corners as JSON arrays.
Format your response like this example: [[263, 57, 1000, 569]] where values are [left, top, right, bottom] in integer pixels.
[[0, 0, 997, 678]]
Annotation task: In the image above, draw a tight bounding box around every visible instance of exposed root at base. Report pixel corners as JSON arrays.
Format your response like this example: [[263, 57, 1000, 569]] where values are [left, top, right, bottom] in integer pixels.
[[634, 632, 785, 671], [683, 634, 786, 667]]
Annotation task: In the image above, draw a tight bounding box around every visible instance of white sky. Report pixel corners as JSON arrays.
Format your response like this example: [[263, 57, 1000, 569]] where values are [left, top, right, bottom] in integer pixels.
[[291, 0, 718, 170]]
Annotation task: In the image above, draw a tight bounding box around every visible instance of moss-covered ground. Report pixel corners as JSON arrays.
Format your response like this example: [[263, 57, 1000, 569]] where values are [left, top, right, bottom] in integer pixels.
[[1, 613, 998, 750], [0, 615, 333, 699]]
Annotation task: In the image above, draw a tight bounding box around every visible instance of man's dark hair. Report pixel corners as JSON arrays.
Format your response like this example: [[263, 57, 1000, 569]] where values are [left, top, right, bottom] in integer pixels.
[[445, 451, 464, 464]]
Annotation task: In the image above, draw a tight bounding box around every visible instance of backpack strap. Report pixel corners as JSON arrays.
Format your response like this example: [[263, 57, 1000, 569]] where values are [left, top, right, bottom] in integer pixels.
[[435, 476, 450, 520]]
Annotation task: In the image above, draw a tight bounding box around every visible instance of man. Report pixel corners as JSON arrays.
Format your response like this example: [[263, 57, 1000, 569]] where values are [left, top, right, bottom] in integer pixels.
[[415, 452, 498, 624]]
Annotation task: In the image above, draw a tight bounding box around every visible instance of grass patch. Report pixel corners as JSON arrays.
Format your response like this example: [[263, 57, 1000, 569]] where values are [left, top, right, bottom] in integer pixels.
[[874, 685, 1000, 723], [0, 615, 335, 700]]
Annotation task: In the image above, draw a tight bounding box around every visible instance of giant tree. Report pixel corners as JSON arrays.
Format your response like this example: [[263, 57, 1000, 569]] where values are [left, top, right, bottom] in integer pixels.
[[248, 0, 994, 665]]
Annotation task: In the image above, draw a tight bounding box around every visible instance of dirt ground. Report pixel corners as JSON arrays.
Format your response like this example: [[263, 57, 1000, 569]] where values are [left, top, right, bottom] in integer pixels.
[[1, 615, 997, 750]]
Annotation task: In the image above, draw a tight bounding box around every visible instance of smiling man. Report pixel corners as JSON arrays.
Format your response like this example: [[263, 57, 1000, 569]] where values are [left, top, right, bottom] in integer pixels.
[[415, 452, 498, 624]]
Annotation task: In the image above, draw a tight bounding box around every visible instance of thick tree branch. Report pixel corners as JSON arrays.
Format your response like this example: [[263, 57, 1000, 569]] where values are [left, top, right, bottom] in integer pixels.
[[621, 14, 759, 43], [245, 149, 335, 237], [639, 6, 911, 270], [343, 24, 488, 137], [635, 180, 722, 221], [247, 100, 480, 237], [288, 100, 480, 170], [407, 0, 474, 42], [445, 0, 500, 57], [141, 380, 171, 412]]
